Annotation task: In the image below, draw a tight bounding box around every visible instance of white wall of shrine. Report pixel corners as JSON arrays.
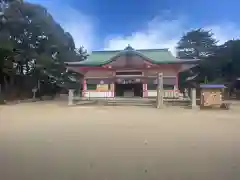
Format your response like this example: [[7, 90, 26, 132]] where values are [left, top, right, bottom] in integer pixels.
[[82, 90, 183, 99], [147, 90, 183, 98], [83, 91, 114, 98]]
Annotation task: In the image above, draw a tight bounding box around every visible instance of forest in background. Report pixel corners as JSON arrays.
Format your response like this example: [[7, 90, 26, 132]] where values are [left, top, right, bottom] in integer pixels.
[[177, 29, 240, 88], [0, 0, 87, 102]]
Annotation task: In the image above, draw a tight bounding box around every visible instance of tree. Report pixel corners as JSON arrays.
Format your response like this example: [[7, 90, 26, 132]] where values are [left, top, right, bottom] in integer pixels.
[[176, 26, 240, 96], [177, 28, 218, 59], [0, 0, 83, 101], [177, 29, 220, 86], [219, 40, 240, 79], [76, 46, 88, 61]]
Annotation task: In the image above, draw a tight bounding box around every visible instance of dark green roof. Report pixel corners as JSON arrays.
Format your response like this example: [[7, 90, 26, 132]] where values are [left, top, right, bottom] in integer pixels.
[[66, 47, 199, 66]]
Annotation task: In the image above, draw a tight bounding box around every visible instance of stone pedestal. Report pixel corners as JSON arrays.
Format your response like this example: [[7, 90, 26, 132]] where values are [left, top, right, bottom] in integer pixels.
[[68, 89, 74, 106], [32, 88, 37, 102], [191, 88, 197, 109]]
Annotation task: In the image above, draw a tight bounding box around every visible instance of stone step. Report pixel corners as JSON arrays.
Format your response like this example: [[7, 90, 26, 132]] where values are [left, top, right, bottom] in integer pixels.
[[105, 101, 155, 106], [74, 97, 191, 107]]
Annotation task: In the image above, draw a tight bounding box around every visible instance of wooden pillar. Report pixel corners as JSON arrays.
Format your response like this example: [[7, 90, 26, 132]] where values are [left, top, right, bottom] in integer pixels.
[[156, 72, 164, 108], [68, 89, 74, 106], [175, 75, 179, 90], [143, 83, 147, 97], [82, 79, 87, 97], [111, 83, 115, 97], [191, 88, 197, 108]]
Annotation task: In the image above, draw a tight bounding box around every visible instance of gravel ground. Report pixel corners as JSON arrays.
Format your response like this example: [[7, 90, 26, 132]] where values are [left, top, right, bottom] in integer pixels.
[[1, 102, 240, 180]]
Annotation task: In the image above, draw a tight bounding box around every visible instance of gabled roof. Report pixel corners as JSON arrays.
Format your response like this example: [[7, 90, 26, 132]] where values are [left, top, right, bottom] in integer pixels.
[[65, 46, 200, 66]]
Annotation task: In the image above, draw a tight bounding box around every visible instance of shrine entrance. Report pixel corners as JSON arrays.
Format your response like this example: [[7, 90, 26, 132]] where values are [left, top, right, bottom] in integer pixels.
[[115, 80, 143, 97]]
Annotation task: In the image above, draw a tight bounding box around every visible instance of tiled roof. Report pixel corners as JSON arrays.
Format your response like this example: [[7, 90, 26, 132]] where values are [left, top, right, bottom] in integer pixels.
[[66, 47, 199, 66]]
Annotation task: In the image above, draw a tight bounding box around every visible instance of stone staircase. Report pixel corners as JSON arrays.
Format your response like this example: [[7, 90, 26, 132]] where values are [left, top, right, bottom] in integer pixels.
[[104, 98, 191, 107], [104, 97, 155, 107], [74, 97, 191, 107]]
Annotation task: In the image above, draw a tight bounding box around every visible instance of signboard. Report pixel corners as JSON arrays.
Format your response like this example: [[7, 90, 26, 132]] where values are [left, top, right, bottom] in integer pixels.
[[116, 79, 142, 84], [97, 84, 109, 91], [122, 79, 135, 84]]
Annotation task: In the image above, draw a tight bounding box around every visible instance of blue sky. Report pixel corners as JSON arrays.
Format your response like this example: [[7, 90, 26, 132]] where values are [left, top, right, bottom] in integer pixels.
[[27, 0, 240, 54]]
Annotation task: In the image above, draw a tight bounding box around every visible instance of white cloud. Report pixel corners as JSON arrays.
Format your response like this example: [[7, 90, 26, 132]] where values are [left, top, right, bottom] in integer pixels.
[[104, 16, 240, 56], [56, 9, 95, 50], [104, 17, 186, 55], [24, 1, 240, 53], [205, 23, 240, 45], [27, 0, 96, 50]]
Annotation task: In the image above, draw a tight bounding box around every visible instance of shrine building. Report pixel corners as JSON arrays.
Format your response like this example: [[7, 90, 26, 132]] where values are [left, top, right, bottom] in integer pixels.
[[66, 45, 199, 98]]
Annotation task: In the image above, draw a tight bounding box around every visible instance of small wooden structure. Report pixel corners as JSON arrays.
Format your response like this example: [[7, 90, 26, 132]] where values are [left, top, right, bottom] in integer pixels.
[[200, 84, 229, 109]]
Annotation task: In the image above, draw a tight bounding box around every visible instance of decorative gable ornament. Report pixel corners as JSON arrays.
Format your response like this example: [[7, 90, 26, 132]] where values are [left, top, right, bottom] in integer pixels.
[[124, 44, 134, 51]]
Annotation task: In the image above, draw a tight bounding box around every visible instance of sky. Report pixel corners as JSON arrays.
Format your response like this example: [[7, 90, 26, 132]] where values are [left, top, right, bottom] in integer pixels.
[[27, 0, 240, 54]]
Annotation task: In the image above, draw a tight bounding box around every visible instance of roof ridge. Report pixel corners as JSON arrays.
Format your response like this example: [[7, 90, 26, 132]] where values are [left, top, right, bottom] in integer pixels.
[[136, 48, 169, 51], [90, 48, 169, 53], [90, 50, 120, 53]]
